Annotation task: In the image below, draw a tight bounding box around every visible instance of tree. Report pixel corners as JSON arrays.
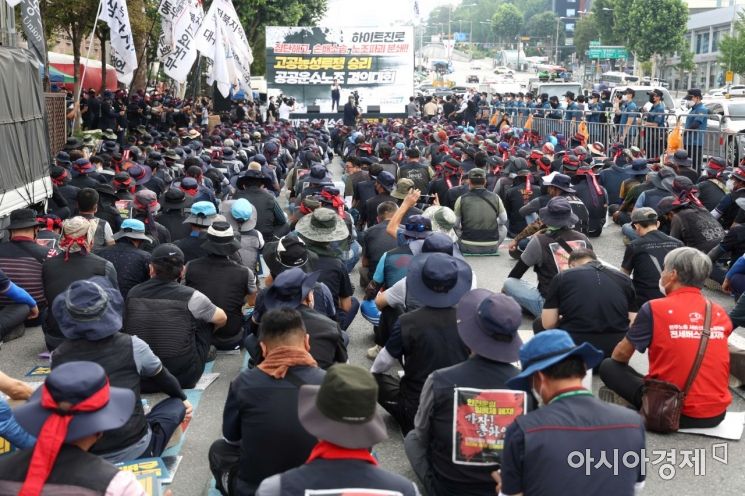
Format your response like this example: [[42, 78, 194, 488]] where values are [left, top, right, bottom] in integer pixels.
[[625, 0, 687, 61], [573, 13, 599, 61], [677, 48, 695, 88], [524, 11, 556, 40], [491, 3, 522, 44], [235, 0, 328, 76], [591, 0, 621, 45], [719, 12, 745, 77]]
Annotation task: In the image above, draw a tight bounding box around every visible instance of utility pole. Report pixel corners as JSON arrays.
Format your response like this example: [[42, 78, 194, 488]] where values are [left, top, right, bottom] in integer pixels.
[[555, 17, 561, 64]]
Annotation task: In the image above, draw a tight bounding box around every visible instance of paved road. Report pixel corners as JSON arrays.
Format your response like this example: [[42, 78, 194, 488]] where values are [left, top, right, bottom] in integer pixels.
[[3, 156, 745, 494]]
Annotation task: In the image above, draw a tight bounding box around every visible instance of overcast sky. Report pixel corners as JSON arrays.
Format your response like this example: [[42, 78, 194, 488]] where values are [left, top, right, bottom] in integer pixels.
[[322, 0, 456, 26]]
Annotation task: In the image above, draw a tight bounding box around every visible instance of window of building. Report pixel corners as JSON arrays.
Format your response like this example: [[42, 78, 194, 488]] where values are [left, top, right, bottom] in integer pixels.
[[712, 30, 721, 52], [566, 8, 575, 16], [565, 23, 575, 33]]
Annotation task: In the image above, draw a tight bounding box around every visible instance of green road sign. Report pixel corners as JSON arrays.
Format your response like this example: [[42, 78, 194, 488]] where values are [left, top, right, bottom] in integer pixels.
[[590, 40, 601, 46], [587, 46, 628, 59]]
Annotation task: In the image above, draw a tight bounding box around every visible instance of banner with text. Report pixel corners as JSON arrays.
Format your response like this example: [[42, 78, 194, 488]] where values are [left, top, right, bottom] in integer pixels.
[[265, 26, 414, 113]]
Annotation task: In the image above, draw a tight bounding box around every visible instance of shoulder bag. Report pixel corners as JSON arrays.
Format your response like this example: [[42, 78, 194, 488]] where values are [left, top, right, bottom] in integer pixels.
[[640, 299, 712, 433]]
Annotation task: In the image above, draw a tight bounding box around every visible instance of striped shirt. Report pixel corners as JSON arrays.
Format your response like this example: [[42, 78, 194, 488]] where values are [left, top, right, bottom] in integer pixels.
[[0, 238, 52, 307]]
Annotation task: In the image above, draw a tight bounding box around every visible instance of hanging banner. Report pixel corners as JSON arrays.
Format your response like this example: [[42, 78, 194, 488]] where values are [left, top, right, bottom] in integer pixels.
[[98, 0, 138, 84], [452, 388, 527, 466], [265, 26, 414, 113], [158, 0, 204, 83], [4, 0, 47, 65]]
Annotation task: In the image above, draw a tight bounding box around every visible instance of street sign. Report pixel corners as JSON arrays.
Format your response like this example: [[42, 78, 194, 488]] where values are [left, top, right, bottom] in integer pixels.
[[727, 70, 734, 83], [587, 46, 628, 60], [520, 36, 531, 41]]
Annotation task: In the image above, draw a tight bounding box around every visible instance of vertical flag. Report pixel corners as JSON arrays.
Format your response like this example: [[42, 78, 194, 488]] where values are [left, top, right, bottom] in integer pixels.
[[5, 0, 47, 65], [194, 0, 252, 98], [98, 0, 138, 84], [158, 0, 204, 83]]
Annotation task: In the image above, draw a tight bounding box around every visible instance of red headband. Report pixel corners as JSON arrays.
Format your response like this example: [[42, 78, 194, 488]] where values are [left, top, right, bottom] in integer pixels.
[[19, 381, 110, 496]]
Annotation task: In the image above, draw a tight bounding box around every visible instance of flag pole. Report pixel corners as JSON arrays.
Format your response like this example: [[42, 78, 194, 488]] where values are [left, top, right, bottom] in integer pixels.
[[75, 0, 103, 132]]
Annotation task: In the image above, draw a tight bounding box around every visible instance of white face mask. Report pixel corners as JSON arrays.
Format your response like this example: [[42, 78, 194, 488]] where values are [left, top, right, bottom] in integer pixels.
[[727, 178, 735, 191], [531, 377, 545, 407], [685, 100, 694, 109], [658, 279, 667, 296]]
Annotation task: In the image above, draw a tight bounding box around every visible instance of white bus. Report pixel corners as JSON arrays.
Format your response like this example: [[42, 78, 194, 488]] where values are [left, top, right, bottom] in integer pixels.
[[597, 71, 640, 90]]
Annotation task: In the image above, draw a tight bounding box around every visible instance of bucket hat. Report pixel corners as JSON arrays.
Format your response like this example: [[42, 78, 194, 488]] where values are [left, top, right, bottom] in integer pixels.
[[456, 289, 523, 363], [407, 252, 472, 308], [52, 277, 123, 341], [295, 208, 349, 243], [391, 178, 416, 200], [161, 187, 192, 211], [183, 201, 217, 226], [113, 219, 150, 242], [264, 267, 320, 310], [376, 171, 396, 192], [201, 221, 241, 256], [423, 206, 457, 241], [651, 166, 676, 192], [6, 208, 39, 230], [539, 196, 579, 228], [220, 198, 258, 231], [403, 214, 432, 240], [542, 172, 575, 193], [629, 158, 650, 176], [298, 364, 387, 449]]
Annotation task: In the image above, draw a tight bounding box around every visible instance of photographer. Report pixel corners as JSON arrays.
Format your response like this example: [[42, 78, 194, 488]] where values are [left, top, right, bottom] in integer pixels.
[[343, 95, 360, 126], [278, 96, 295, 121]]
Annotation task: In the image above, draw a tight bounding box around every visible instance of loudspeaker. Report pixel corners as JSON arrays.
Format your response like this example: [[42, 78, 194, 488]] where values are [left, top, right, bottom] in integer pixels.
[[307, 105, 321, 113], [212, 83, 233, 112], [367, 105, 381, 114]]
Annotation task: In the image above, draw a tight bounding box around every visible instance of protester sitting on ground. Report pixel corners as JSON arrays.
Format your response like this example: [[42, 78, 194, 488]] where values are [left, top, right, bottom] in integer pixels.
[[51, 278, 189, 463], [175, 200, 217, 263], [359, 201, 398, 288], [185, 222, 256, 350], [209, 308, 325, 496], [599, 247, 733, 429], [125, 244, 227, 389], [0, 370, 35, 450], [157, 187, 193, 242], [248, 268, 347, 369], [220, 198, 265, 274], [498, 330, 645, 496], [621, 207, 683, 307], [453, 168, 508, 254], [96, 218, 152, 298], [0, 362, 147, 495], [502, 196, 592, 318], [0, 267, 38, 344], [255, 364, 420, 496], [405, 289, 533, 496], [42, 216, 119, 351], [294, 208, 359, 331], [537, 248, 637, 357], [76, 188, 115, 250], [371, 252, 471, 434]]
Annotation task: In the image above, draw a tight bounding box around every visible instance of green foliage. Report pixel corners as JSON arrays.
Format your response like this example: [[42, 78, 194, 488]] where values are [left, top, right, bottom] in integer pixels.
[[677, 48, 695, 73], [573, 13, 599, 61], [589, 0, 620, 45], [491, 3, 522, 43], [718, 12, 745, 76], [625, 0, 687, 60], [524, 11, 556, 40], [234, 0, 328, 76]]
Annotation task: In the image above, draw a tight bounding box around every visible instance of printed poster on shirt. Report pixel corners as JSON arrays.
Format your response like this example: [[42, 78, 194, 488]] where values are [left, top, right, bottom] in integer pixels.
[[304, 490, 404, 496], [115, 200, 133, 219], [452, 388, 527, 466], [548, 240, 588, 273]]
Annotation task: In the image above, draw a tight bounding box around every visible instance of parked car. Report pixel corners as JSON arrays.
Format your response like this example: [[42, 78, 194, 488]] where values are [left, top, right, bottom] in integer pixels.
[[467, 75, 479, 84], [494, 66, 513, 75], [708, 85, 745, 98], [702, 98, 745, 164]]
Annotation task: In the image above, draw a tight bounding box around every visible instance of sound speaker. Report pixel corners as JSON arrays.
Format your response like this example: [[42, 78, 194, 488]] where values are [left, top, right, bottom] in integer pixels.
[[367, 105, 381, 114], [307, 105, 321, 113]]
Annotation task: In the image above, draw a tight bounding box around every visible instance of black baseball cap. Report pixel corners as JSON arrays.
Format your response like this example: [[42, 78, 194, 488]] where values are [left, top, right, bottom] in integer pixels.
[[151, 243, 184, 266]]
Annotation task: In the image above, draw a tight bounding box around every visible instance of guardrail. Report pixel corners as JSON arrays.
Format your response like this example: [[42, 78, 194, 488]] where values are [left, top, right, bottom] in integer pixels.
[[490, 108, 743, 171]]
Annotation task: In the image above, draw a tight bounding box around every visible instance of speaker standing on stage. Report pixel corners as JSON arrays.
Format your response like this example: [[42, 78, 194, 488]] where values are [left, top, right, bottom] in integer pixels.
[[331, 79, 341, 111]]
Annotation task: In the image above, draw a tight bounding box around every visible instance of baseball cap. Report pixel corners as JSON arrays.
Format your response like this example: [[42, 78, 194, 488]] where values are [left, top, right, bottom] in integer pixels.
[[630, 207, 658, 223], [151, 243, 184, 266]]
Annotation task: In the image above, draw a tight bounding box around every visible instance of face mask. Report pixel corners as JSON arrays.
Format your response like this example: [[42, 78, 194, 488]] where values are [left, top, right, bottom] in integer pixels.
[[685, 100, 694, 109], [550, 101, 559, 109], [658, 278, 667, 296], [649, 96, 656, 104]]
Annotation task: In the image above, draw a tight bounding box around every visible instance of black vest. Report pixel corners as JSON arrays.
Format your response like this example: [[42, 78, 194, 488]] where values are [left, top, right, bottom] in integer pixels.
[[535, 229, 590, 296], [234, 186, 281, 239], [0, 445, 119, 496], [42, 253, 108, 341], [53, 333, 147, 455], [186, 255, 248, 348], [124, 278, 203, 377], [429, 356, 524, 496], [399, 307, 469, 423], [234, 366, 325, 493], [362, 222, 398, 272], [174, 232, 209, 263], [398, 163, 431, 193], [515, 395, 644, 496], [458, 189, 502, 242], [278, 459, 417, 496], [573, 180, 608, 234], [156, 210, 191, 242]]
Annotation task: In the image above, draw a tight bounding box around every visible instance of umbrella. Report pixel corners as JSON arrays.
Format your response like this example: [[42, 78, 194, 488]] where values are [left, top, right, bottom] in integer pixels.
[[48, 65, 75, 84]]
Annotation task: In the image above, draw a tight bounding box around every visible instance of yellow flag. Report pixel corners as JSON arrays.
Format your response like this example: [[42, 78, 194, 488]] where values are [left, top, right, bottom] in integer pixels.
[[524, 114, 533, 130]]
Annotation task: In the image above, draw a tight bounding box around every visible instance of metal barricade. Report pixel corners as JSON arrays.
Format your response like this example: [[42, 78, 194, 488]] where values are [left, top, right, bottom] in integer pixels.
[[493, 108, 741, 172]]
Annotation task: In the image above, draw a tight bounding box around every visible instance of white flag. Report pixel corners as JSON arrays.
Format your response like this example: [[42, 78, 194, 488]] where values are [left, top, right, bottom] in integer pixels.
[[159, 0, 204, 83], [4, 0, 21, 7], [98, 0, 138, 84], [195, 0, 252, 97]]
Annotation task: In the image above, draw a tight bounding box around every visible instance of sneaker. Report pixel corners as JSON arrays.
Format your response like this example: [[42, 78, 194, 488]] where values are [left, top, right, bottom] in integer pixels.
[[598, 386, 632, 407], [367, 344, 381, 360], [207, 345, 217, 362]]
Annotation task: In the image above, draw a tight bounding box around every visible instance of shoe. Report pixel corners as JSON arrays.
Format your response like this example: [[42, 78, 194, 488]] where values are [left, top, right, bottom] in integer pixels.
[[367, 344, 381, 360], [207, 345, 217, 362], [598, 386, 632, 407]]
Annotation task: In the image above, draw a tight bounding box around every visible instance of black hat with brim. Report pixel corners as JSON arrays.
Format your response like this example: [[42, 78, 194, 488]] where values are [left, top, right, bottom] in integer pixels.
[[6, 208, 39, 230], [406, 252, 472, 308]]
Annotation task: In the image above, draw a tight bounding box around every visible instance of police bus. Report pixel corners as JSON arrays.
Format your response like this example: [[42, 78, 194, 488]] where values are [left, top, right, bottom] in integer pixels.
[[596, 71, 640, 90]]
